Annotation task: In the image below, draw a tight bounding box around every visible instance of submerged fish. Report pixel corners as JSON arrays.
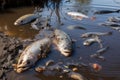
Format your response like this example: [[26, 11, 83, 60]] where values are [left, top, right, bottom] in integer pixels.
[[83, 36, 103, 48], [13, 38, 51, 73], [81, 31, 112, 38], [14, 13, 41, 26], [67, 12, 89, 20], [67, 25, 86, 30], [54, 29, 72, 57], [94, 9, 120, 14]]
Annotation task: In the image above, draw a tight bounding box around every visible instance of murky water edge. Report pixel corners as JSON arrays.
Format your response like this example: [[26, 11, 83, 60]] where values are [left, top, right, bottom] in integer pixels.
[[0, 0, 120, 80]]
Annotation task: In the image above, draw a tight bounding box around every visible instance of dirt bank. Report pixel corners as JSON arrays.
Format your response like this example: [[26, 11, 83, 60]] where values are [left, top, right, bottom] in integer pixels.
[[0, 32, 23, 80]]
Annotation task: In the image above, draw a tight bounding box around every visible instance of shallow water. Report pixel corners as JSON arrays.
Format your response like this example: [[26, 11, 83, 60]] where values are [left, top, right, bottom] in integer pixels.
[[0, 0, 120, 80]]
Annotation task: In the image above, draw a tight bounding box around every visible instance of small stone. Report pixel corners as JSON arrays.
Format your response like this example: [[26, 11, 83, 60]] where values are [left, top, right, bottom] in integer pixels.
[[72, 67, 78, 72], [35, 66, 45, 72], [45, 60, 54, 67]]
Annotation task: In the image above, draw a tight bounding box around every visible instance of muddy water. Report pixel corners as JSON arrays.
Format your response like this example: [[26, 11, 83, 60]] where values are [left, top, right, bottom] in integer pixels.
[[0, 0, 120, 80]]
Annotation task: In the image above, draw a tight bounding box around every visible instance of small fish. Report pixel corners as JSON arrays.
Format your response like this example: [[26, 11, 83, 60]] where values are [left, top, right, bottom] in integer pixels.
[[67, 12, 89, 20], [83, 36, 103, 48], [94, 9, 120, 14], [14, 13, 41, 26], [13, 38, 51, 73], [54, 29, 72, 57], [81, 31, 112, 38], [67, 25, 86, 30], [108, 17, 120, 23], [100, 22, 120, 27], [90, 47, 109, 60]]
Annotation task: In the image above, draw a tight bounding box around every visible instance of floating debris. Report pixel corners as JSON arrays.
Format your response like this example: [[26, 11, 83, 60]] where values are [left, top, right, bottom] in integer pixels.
[[13, 38, 51, 73], [54, 29, 72, 57], [90, 63, 102, 72], [67, 25, 86, 30], [67, 12, 89, 20], [94, 9, 120, 15]]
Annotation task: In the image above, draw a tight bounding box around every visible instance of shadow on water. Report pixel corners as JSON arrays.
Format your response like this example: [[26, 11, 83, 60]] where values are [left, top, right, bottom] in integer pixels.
[[0, 0, 120, 80]]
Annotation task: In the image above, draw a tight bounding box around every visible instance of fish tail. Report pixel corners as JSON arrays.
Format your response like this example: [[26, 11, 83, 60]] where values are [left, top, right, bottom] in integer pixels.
[[116, 10, 120, 13]]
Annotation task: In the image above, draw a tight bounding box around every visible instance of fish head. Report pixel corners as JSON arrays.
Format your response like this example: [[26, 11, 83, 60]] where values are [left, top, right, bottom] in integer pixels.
[[60, 45, 72, 57], [14, 18, 28, 26], [16, 57, 33, 73]]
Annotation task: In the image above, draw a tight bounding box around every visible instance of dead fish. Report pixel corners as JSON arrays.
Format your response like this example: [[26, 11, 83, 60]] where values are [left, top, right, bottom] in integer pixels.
[[14, 13, 41, 26], [108, 17, 120, 23], [54, 29, 72, 57], [94, 9, 120, 14], [68, 72, 88, 80], [83, 36, 103, 48], [81, 31, 112, 38], [100, 22, 120, 27], [67, 12, 89, 20], [90, 47, 109, 60], [13, 38, 51, 73], [67, 25, 86, 30]]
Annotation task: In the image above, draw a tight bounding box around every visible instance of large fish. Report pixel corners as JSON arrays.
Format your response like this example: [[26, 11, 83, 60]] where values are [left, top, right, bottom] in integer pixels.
[[94, 9, 120, 14], [13, 38, 51, 73], [67, 12, 89, 20], [14, 13, 41, 26], [81, 31, 112, 38], [54, 29, 72, 57]]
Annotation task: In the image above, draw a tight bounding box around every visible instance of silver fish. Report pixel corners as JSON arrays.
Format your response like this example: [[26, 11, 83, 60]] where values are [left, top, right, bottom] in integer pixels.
[[54, 29, 72, 57], [67, 12, 89, 20], [14, 38, 51, 73], [94, 10, 120, 14], [81, 31, 112, 38], [83, 36, 103, 48], [67, 25, 86, 30], [108, 17, 120, 23], [14, 13, 41, 26]]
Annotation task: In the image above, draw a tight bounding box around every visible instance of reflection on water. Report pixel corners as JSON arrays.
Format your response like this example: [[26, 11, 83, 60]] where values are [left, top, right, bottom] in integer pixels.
[[0, 0, 120, 80]]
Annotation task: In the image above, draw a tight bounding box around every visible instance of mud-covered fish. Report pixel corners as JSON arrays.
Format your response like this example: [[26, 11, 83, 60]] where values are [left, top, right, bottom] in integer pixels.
[[94, 9, 120, 14], [81, 31, 112, 38], [83, 36, 103, 48], [54, 29, 72, 57], [67, 12, 89, 20], [13, 38, 51, 73], [14, 13, 41, 26]]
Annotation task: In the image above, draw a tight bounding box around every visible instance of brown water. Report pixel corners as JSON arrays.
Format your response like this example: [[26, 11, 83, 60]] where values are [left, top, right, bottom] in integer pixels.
[[0, 0, 120, 80]]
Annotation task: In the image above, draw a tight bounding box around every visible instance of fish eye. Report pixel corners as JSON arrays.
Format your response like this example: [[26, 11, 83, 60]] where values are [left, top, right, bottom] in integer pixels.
[[21, 20, 23, 23]]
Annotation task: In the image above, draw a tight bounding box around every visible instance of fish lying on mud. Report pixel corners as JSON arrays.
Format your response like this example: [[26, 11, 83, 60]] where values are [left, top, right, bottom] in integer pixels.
[[67, 12, 89, 20], [14, 13, 41, 26], [81, 31, 112, 38], [13, 38, 51, 73], [53, 29, 72, 57], [94, 9, 120, 15], [83, 36, 103, 48]]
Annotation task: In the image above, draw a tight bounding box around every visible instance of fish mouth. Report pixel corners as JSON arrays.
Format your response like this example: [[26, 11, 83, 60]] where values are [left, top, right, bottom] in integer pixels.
[[62, 50, 71, 57], [14, 22, 19, 26]]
